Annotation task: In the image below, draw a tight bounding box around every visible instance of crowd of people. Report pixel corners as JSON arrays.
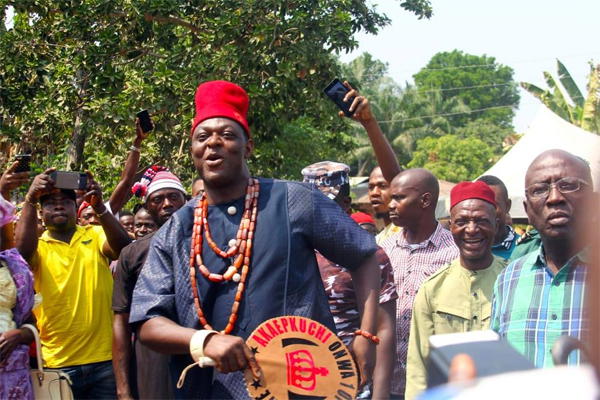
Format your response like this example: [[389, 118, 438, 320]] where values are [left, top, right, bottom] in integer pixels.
[[0, 79, 594, 400]]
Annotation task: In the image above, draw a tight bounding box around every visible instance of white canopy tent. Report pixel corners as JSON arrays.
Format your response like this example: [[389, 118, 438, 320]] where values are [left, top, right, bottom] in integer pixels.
[[482, 106, 600, 219]]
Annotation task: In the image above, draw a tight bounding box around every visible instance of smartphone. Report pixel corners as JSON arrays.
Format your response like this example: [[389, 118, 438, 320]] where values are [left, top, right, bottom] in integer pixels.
[[14, 154, 31, 173], [50, 171, 88, 190], [136, 109, 154, 133], [323, 78, 356, 117]]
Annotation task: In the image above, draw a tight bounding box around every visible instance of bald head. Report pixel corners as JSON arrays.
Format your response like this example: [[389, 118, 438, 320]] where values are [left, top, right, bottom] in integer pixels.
[[526, 149, 592, 189], [392, 168, 440, 207], [388, 168, 440, 229], [524, 149, 594, 249]]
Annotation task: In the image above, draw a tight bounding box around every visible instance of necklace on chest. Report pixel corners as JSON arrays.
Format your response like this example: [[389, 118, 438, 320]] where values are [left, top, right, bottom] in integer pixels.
[[188, 178, 260, 334]]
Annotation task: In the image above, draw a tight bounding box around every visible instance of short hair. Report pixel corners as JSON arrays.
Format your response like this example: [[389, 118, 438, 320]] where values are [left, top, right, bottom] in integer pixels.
[[477, 175, 508, 199], [120, 210, 133, 217]]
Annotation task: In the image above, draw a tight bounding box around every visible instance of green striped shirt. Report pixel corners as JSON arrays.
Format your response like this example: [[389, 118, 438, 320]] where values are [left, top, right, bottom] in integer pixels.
[[491, 248, 588, 367]]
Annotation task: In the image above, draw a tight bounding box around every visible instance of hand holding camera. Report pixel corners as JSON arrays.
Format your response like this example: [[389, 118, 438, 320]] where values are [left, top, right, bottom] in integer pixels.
[[25, 168, 56, 203], [82, 172, 106, 213], [0, 159, 31, 197]]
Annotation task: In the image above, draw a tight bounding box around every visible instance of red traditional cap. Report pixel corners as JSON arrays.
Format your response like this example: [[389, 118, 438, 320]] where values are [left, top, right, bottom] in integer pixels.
[[351, 211, 375, 225], [191, 80, 250, 137], [77, 201, 92, 218], [450, 181, 497, 209]]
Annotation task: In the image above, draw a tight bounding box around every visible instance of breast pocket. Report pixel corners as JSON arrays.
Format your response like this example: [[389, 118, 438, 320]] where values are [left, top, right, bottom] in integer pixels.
[[432, 305, 469, 334]]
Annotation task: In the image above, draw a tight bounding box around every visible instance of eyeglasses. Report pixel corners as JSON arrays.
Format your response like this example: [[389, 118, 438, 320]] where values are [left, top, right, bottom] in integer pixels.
[[526, 177, 590, 199]]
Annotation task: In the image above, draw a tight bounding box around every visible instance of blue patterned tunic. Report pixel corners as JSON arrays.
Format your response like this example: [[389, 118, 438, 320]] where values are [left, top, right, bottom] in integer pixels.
[[130, 178, 378, 398]]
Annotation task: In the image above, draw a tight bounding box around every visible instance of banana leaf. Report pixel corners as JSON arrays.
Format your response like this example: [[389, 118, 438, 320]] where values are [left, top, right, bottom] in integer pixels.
[[557, 59, 585, 108], [520, 81, 571, 122]]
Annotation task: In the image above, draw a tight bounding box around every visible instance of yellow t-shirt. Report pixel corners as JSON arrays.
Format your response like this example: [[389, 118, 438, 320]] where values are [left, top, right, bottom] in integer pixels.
[[31, 225, 113, 368], [375, 223, 402, 245]]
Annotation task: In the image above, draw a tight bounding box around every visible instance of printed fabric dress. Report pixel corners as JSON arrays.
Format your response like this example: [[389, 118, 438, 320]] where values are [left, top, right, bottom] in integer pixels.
[[0, 248, 35, 400]]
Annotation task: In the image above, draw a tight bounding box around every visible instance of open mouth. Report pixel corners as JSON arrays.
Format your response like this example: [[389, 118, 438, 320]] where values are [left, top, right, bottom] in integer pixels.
[[205, 153, 224, 167]]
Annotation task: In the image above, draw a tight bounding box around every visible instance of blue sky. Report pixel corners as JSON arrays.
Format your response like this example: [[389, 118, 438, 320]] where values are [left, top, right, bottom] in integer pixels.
[[339, 0, 600, 132]]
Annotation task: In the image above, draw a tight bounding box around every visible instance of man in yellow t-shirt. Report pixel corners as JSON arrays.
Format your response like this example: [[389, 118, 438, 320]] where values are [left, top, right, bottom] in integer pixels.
[[16, 169, 131, 399]]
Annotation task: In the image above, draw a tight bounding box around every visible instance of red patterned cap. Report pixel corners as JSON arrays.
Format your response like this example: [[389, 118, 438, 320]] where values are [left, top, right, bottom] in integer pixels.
[[450, 181, 496, 209], [191, 80, 250, 137]]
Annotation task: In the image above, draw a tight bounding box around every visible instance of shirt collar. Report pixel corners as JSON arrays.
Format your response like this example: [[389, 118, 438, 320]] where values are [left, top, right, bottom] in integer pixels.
[[492, 225, 516, 250], [534, 245, 589, 271], [395, 222, 443, 250], [40, 225, 89, 245]]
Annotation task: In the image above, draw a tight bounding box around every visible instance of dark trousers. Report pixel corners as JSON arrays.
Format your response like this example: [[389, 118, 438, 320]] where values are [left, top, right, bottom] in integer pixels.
[[60, 360, 116, 399]]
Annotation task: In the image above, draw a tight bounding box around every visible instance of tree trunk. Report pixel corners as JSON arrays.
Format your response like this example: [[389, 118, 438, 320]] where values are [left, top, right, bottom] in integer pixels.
[[66, 68, 88, 170]]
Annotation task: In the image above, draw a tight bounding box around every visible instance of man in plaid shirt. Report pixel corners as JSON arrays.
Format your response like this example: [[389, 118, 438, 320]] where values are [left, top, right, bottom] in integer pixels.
[[491, 149, 593, 367], [380, 169, 458, 398]]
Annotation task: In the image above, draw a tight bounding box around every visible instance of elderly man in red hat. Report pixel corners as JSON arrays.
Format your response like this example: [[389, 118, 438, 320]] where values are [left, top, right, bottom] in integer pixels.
[[129, 81, 381, 398], [404, 181, 508, 399]]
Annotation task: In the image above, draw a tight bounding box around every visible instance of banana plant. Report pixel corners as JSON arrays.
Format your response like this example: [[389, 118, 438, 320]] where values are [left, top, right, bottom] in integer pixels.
[[520, 60, 599, 134]]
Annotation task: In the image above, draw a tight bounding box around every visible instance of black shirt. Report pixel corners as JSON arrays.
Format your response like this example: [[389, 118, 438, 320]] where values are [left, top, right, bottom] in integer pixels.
[[112, 232, 155, 314]]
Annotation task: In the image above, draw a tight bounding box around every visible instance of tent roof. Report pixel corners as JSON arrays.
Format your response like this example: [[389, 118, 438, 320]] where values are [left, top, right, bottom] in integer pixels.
[[482, 106, 600, 219]]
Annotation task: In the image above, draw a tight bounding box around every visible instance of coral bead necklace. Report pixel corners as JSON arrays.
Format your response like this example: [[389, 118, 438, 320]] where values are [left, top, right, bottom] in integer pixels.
[[188, 178, 259, 334]]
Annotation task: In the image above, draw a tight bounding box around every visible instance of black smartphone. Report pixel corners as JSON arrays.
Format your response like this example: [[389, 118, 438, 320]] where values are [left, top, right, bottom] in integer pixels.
[[50, 171, 88, 190], [323, 78, 356, 117], [14, 154, 31, 173], [136, 109, 154, 133]]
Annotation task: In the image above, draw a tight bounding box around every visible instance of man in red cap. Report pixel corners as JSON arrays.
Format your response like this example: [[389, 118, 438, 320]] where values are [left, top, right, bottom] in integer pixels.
[[130, 80, 381, 398], [352, 212, 378, 236], [112, 167, 187, 399], [404, 181, 507, 399]]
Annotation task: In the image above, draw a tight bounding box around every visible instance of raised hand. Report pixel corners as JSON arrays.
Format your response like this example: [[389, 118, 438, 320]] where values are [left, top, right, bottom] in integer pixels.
[[25, 168, 56, 203], [338, 81, 376, 126], [0, 161, 31, 197], [83, 171, 105, 212]]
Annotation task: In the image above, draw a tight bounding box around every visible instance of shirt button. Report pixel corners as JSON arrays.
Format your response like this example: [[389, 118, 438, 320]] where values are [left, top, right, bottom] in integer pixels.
[[405, 291, 410, 295], [473, 316, 478, 320], [472, 292, 478, 298], [403, 316, 408, 320], [551, 314, 558, 320]]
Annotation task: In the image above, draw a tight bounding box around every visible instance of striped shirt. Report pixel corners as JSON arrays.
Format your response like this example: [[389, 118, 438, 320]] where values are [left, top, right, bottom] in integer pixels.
[[491, 247, 588, 368], [380, 223, 459, 395]]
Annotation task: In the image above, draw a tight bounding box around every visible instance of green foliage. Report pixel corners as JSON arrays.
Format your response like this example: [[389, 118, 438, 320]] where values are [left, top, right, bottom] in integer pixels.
[[338, 51, 517, 179], [1, 0, 435, 192], [521, 60, 600, 134], [407, 134, 494, 182], [453, 119, 511, 155], [251, 116, 355, 180], [413, 50, 519, 128]]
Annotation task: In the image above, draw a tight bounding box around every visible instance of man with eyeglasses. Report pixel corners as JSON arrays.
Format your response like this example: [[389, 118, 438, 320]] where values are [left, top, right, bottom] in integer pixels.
[[491, 149, 594, 368]]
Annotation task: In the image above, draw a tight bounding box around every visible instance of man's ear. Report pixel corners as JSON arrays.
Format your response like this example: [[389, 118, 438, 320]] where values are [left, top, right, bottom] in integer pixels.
[[244, 137, 254, 159], [421, 192, 432, 209], [506, 198, 512, 212]]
